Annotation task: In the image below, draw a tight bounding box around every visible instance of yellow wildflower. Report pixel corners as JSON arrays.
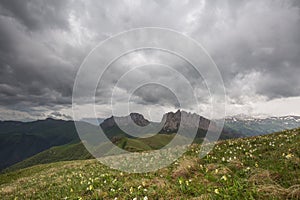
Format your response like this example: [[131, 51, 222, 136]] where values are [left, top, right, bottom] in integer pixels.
[[178, 179, 183, 185], [129, 187, 134, 194], [214, 188, 220, 194], [286, 153, 293, 159], [221, 175, 227, 181]]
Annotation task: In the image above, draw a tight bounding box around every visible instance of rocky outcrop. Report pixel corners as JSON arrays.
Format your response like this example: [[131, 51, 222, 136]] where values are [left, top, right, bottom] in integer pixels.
[[100, 110, 213, 132], [160, 110, 212, 133], [100, 113, 149, 130], [99, 110, 242, 139]]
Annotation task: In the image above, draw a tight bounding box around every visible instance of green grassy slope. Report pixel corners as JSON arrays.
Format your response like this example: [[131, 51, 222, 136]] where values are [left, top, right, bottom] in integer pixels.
[[3, 143, 94, 173], [0, 117, 243, 171], [0, 129, 299, 199], [4, 134, 184, 172], [0, 119, 99, 170]]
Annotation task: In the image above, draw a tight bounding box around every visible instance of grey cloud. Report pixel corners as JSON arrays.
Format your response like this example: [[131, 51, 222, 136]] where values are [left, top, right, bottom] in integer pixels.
[[0, 0, 300, 119], [0, 0, 70, 31], [91, 50, 210, 110], [192, 0, 300, 101], [0, 14, 74, 108], [48, 111, 72, 120], [132, 84, 180, 108]]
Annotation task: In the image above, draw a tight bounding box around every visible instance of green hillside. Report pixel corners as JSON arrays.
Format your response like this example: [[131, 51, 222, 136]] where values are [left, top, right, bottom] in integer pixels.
[[3, 143, 94, 173], [0, 129, 299, 199], [4, 134, 187, 172], [0, 119, 99, 170], [0, 116, 242, 171]]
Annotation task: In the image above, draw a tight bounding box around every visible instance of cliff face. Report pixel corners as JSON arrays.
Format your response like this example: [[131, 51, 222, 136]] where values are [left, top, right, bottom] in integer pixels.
[[160, 110, 212, 133], [100, 113, 149, 130], [100, 110, 242, 139], [100, 110, 212, 132]]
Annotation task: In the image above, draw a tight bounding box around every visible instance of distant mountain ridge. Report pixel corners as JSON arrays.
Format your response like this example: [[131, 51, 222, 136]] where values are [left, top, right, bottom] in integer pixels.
[[101, 110, 212, 132], [224, 115, 300, 136], [100, 110, 242, 140], [226, 114, 300, 122]]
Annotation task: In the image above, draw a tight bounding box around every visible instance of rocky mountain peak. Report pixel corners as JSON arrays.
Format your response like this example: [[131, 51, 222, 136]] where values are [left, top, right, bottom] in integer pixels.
[[100, 110, 216, 134], [129, 113, 150, 126], [161, 110, 212, 132], [100, 113, 150, 130]]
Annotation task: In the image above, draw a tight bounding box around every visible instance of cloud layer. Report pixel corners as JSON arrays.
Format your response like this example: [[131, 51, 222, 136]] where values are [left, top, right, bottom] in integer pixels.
[[0, 0, 300, 120]]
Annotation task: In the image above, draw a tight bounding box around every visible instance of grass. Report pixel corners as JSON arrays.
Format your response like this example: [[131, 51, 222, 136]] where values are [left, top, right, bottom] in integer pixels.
[[0, 129, 299, 199], [3, 134, 186, 172], [2, 143, 93, 173]]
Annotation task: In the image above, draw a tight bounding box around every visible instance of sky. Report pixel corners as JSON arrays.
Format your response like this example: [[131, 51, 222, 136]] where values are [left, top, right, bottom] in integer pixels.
[[0, 0, 300, 121]]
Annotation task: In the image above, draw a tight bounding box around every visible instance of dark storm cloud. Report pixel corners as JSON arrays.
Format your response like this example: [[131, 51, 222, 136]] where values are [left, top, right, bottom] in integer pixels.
[[187, 0, 300, 101], [0, 0, 70, 31], [0, 0, 300, 119], [92, 50, 210, 110], [0, 2, 74, 109], [132, 84, 181, 108]]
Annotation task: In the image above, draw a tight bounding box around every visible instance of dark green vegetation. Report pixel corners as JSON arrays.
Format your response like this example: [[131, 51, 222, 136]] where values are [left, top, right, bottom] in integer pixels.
[[3, 143, 93, 173], [0, 118, 98, 170], [0, 129, 299, 199], [4, 134, 189, 172]]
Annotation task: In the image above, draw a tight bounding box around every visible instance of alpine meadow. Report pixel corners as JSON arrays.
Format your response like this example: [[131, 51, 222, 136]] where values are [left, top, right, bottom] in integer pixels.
[[0, 1, 300, 199]]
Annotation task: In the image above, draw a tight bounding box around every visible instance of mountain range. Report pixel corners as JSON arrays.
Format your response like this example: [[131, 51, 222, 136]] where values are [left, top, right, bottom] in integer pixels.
[[224, 115, 300, 136], [1, 111, 300, 172], [99, 110, 243, 143]]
